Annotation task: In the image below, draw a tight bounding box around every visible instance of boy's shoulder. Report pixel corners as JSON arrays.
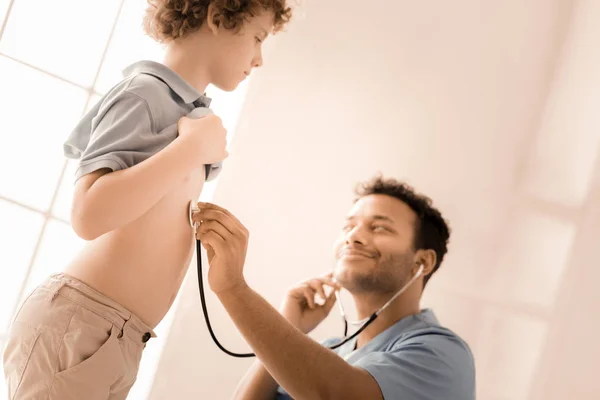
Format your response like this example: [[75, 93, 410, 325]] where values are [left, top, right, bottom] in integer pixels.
[[120, 60, 205, 108], [96, 61, 187, 111], [91, 61, 207, 130], [98, 71, 174, 112], [102, 67, 187, 129], [125, 73, 172, 102]]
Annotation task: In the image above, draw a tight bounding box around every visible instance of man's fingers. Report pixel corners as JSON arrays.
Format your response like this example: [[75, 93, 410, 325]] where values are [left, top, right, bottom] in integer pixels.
[[196, 219, 233, 240], [323, 291, 338, 313], [310, 276, 341, 294], [196, 202, 248, 234], [202, 242, 216, 261], [294, 275, 341, 303], [306, 281, 327, 302], [322, 279, 341, 291], [301, 287, 316, 309], [196, 229, 225, 250], [299, 281, 341, 311], [193, 209, 238, 233], [192, 207, 226, 222], [321, 273, 341, 288]]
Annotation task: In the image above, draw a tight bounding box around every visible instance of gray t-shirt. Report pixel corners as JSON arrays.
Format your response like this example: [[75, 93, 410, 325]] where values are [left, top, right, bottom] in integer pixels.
[[63, 60, 222, 182], [276, 309, 476, 400]]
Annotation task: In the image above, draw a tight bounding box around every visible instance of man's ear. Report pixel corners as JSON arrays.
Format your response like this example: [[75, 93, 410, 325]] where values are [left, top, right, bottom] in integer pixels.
[[415, 249, 437, 277]]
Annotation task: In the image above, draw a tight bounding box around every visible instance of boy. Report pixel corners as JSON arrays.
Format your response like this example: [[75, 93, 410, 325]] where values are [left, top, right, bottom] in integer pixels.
[[3, 1, 292, 399]]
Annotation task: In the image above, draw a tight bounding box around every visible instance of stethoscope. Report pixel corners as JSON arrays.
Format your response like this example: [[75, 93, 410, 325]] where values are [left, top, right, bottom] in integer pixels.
[[189, 202, 424, 357]]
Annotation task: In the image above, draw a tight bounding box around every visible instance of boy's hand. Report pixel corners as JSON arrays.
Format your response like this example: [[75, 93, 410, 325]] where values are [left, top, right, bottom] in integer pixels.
[[178, 114, 229, 165]]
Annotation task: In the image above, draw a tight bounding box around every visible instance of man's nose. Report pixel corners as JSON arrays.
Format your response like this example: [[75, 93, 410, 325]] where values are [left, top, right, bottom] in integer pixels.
[[345, 225, 367, 245]]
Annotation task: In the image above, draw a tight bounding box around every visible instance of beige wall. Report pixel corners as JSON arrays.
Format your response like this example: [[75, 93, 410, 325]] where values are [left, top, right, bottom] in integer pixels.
[[149, 1, 600, 399]]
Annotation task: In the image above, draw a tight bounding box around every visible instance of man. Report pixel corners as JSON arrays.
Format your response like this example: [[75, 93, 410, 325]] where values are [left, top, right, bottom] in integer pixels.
[[194, 176, 476, 399]]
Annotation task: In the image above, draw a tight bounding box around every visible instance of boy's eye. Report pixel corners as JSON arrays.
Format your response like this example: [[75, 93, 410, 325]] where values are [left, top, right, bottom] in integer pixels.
[[255, 37, 263, 43]]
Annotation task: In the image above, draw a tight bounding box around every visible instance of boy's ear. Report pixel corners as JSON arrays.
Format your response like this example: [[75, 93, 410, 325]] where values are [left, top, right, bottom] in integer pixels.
[[206, 3, 220, 34]]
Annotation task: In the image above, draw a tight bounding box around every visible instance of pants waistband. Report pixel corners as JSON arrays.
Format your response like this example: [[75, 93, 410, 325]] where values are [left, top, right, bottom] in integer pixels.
[[45, 273, 156, 344]]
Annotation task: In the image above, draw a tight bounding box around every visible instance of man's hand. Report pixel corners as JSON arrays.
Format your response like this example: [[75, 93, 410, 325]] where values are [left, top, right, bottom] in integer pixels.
[[194, 210, 383, 400], [193, 202, 249, 295], [280, 273, 341, 334]]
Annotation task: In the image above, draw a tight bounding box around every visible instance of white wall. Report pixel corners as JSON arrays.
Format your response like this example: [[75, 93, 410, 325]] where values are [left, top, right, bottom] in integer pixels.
[[149, 1, 600, 399]]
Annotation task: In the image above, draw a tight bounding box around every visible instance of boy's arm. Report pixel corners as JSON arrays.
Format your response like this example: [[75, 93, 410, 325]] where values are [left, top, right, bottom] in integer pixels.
[[233, 361, 280, 400], [68, 90, 226, 240], [71, 133, 203, 240]]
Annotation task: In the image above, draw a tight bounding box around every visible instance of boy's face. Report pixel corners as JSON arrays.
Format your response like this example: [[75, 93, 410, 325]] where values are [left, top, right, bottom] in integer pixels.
[[208, 11, 274, 91]]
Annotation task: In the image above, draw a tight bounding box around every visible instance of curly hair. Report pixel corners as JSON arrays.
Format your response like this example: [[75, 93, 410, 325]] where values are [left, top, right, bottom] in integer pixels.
[[354, 176, 451, 288], [143, 0, 292, 43]]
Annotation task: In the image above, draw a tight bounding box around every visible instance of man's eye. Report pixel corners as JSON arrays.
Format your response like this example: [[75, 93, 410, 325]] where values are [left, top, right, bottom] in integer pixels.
[[255, 37, 263, 43], [373, 226, 389, 232]]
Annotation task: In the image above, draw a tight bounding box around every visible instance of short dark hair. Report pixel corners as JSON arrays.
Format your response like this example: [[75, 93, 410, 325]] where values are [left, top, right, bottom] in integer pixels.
[[354, 176, 451, 287]]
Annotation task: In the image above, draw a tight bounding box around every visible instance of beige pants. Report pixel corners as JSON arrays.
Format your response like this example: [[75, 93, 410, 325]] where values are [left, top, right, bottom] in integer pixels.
[[2, 273, 156, 400]]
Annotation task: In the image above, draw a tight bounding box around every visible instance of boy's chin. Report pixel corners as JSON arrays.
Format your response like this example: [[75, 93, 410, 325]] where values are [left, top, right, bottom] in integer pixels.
[[213, 79, 240, 92]]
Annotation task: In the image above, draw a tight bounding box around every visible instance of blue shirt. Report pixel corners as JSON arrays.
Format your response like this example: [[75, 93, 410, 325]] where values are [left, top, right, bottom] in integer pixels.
[[276, 309, 475, 400]]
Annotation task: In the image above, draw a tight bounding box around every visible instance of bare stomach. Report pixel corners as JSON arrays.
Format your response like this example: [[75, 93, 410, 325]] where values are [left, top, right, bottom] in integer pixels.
[[63, 168, 206, 328]]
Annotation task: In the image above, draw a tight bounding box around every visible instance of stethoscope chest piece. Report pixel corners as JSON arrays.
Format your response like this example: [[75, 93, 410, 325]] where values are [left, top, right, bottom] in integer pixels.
[[189, 201, 199, 229]]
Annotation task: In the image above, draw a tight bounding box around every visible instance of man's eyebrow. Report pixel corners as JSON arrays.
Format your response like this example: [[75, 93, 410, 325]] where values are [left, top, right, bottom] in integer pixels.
[[372, 215, 395, 223], [345, 215, 395, 223]]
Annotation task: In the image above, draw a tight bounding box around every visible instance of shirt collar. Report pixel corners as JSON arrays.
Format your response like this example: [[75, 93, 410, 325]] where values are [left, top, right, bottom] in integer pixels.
[[338, 309, 440, 358], [123, 60, 212, 107], [373, 308, 440, 342]]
